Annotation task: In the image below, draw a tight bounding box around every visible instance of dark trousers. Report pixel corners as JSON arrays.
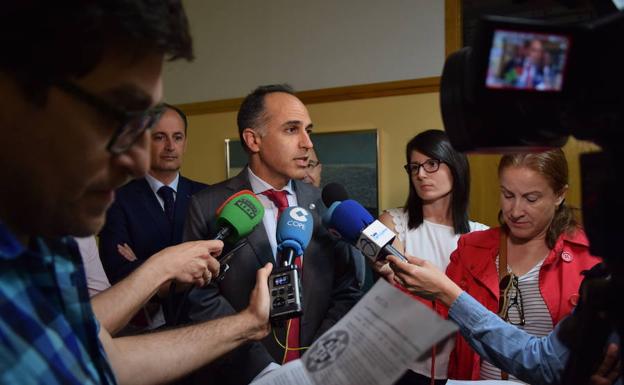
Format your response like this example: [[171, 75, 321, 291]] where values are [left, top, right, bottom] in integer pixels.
[[393, 370, 447, 385]]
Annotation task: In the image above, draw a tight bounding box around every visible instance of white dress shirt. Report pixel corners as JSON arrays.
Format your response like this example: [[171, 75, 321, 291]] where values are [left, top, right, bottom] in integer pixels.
[[144, 172, 180, 210]]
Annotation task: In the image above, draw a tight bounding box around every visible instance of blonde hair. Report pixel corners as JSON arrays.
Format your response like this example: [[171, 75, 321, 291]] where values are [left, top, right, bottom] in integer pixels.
[[498, 148, 578, 248]]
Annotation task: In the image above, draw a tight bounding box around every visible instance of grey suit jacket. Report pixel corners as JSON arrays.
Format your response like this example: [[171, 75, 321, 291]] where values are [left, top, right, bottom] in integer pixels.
[[182, 169, 363, 384]]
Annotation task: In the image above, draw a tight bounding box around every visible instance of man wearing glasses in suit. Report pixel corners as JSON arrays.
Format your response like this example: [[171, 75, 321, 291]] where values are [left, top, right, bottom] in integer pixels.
[[0, 2, 273, 384]]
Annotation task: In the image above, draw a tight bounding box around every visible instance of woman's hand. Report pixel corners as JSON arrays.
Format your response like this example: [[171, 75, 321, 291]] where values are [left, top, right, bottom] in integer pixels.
[[370, 259, 395, 282], [387, 254, 463, 307]]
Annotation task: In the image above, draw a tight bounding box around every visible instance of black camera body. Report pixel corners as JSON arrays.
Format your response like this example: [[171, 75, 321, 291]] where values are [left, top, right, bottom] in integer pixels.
[[439, 7, 624, 385], [441, 12, 624, 153]]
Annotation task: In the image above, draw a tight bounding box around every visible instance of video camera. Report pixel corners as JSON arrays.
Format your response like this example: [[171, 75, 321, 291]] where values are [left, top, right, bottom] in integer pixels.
[[441, 6, 624, 262], [439, 5, 623, 385], [441, 11, 624, 152]]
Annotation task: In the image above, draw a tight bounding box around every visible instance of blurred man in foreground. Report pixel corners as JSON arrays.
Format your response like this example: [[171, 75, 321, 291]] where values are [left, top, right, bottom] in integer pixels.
[[0, 2, 272, 384]]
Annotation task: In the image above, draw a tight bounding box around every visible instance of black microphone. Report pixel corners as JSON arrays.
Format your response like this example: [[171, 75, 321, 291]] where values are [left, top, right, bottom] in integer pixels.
[[322, 182, 349, 208]]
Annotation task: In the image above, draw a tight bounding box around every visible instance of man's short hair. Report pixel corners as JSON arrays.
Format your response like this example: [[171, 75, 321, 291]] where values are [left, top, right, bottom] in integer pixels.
[[164, 103, 188, 134], [0, 1, 193, 104], [237, 84, 295, 152]]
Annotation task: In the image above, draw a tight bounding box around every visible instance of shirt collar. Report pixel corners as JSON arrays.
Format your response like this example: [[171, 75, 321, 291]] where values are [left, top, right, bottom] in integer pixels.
[[145, 172, 180, 195], [247, 168, 294, 196], [0, 221, 26, 260]]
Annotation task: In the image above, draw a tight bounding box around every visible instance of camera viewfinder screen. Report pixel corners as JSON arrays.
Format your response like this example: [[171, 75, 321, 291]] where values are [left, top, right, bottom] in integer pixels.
[[485, 30, 570, 91]]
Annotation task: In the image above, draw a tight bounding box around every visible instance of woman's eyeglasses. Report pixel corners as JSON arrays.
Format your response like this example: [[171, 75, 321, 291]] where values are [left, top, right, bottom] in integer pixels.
[[403, 159, 442, 175], [497, 273, 525, 326]]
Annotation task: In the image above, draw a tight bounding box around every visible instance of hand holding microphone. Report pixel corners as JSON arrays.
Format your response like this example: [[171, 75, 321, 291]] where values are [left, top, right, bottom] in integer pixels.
[[387, 254, 464, 306], [152, 240, 224, 288], [167, 190, 265, 326], [212, 190, 265, 280]]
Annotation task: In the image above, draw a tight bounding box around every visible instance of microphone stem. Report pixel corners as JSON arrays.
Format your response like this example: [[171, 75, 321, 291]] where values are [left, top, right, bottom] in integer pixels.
[[214, 226, 232, 241], [384, 244, 408, 262], [284, 248, 295, 267]]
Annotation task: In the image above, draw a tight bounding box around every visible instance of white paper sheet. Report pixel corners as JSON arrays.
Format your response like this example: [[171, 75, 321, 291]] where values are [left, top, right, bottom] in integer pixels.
[[447, 381, 524, 385], [252, 279, 458, 385]]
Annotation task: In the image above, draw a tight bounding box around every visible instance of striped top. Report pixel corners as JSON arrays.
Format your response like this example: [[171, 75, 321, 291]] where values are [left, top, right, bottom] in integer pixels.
[[480, 257, 553, 382]]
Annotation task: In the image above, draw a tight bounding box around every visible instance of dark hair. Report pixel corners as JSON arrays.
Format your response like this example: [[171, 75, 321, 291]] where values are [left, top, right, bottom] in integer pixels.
[[498, 148, 578, 249], [0, 1, 193, 103], [164, 103, 188, 134], [404, 130, 471, 234], [237, 84, 295, 152]]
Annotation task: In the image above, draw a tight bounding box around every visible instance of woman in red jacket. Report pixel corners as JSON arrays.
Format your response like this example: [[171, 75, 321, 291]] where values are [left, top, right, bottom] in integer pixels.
[[441, 149, 600, 381]]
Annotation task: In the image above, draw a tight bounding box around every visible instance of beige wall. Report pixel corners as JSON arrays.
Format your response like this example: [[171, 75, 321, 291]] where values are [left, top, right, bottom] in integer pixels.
[[181, 92, 596, 228], [165, 0, 444, 103]]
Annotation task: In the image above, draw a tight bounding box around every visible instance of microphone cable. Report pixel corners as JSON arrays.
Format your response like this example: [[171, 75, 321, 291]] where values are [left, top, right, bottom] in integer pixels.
[[272, 320, 310, 364]]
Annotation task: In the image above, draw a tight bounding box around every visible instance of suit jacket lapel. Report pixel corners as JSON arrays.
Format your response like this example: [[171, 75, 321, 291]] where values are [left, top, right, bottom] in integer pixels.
[[172, 176, 191, 244], [245, 221, 274, 266], [292, 179, 316, 213], [292, 180, 321, 326]]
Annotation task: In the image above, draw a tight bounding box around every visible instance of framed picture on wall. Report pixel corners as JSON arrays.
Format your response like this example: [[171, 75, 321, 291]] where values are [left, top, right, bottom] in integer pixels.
[[225, 129, 379, 216]]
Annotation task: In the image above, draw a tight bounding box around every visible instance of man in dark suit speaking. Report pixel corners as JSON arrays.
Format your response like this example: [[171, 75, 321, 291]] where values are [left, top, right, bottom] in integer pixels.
[[183, 84, 363, 384], [99, 104, 206, 328]]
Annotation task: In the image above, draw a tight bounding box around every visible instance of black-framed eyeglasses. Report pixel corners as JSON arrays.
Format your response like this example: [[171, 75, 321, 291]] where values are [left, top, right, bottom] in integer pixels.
[[403, 159, 442, 175], [307, 159, 321, 169], [54, 80, 166, 154], [497, 273, 525, 326]]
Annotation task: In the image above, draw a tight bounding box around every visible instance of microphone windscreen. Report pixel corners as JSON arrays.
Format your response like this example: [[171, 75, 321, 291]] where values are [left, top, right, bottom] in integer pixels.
[[322, 201, 341, 228], [276, 206, 314, 256], [321, 183, 349, 208], [329, 199, 374, 243], [216, 189, 255, 216], [216, 192, 264, 242]]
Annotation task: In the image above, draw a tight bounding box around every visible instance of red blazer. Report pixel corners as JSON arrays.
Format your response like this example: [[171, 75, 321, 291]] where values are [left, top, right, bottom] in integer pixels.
[[444, 227, 600, 380]]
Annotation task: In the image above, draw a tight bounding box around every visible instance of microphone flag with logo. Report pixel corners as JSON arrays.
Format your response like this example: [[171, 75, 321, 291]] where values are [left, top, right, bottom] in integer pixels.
[[326, 199, 407, 263], [276, 206, 314, 266], [215, 189, 264, 243]]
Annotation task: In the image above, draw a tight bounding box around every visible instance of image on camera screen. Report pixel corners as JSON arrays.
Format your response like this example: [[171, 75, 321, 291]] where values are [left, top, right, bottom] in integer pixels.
[[485, 30, 570, 91]]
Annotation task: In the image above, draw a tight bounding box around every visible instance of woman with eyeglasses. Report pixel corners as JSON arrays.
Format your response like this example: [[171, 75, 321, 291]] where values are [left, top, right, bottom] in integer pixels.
[[390, 149, 601, 383], [374, 129, 487, 385]]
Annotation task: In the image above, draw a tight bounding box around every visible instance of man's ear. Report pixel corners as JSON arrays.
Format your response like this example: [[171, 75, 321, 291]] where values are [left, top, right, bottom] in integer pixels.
[[242, 128, 261, 153]]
